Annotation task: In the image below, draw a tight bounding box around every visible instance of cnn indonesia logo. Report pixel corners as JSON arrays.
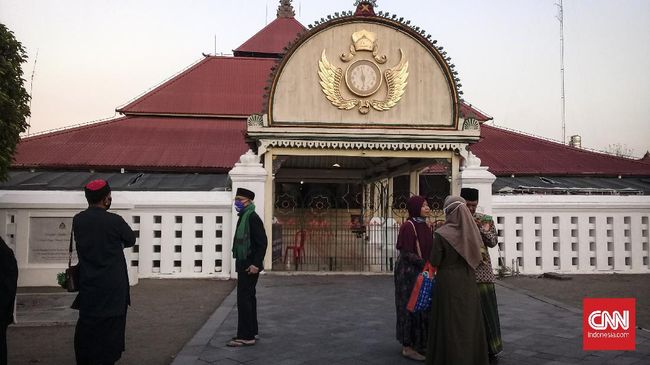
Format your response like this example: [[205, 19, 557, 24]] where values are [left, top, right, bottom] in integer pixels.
[[583, 298, 635, 351]]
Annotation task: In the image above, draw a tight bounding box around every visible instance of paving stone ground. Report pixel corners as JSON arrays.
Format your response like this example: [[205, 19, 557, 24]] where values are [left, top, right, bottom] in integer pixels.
[[173, 275, 650, 365]]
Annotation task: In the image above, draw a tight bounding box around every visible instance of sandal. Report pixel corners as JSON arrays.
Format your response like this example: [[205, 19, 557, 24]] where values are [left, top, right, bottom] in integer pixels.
[[401, 348, 426, 362], [226, 339, 256, 347], [231, 335, 259, 341]]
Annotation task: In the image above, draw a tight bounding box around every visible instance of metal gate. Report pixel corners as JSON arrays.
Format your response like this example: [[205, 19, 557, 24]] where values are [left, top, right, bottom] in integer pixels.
[[270, 178, 448, 272]]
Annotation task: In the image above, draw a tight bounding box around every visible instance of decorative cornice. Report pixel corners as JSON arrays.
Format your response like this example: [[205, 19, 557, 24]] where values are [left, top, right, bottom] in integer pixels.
[[462, 118, 479, 131], [258, 138, 466, 154]]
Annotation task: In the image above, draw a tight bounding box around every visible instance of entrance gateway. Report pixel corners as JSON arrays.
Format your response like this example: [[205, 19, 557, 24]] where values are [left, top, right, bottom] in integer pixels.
[[246, 1, 480, 272]]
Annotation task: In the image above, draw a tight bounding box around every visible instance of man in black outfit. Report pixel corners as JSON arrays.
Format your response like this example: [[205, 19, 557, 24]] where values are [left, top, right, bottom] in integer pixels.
[[227, 188, 267, 347], [0, 237, 18, 365], [72, 179, 135, 364]]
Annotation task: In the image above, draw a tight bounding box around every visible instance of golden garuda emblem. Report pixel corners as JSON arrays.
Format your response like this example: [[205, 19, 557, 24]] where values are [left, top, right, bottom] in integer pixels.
[[318, 29, 409, 114]]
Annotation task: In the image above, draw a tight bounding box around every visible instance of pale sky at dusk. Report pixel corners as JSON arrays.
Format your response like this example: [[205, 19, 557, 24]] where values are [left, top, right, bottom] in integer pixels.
[[2, 0, 649, 157]]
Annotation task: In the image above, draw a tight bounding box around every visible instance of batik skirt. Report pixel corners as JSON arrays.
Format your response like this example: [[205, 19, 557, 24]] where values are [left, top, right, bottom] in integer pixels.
[[478, 283, 503, 356], [394, 253, 428, 353]]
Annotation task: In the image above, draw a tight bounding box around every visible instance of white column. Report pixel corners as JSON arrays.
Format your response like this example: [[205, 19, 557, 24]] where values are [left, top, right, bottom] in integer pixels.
[[521, 214, 536, 274], [160, 214, 175, 274], [613, 215, 626, 271], [229, 150, 268, 278], [595, 215, 608, 271], [559, 214, 572, 272], [630, 215, 643, 272], [577, 215, 591, 271], [540, 215, 554, 272], [460, 152, 496, 215]]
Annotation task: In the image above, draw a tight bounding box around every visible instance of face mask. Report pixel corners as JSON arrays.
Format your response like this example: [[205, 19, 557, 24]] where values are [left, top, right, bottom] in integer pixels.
[[234, 200, 245, 212]]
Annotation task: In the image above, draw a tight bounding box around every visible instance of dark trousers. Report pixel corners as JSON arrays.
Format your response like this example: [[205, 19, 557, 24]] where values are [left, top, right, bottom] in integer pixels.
[[74, 314, 126, 365], [1, 323, 8, 365], [236, 271, 259, 340]]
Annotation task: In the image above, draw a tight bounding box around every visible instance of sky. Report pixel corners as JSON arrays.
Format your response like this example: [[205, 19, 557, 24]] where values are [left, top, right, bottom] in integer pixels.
[[1, 0, 649, 157]]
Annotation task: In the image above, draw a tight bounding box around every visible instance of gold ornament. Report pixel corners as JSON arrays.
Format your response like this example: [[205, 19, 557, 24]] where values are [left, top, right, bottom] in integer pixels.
[[318, 48, 408, 114]]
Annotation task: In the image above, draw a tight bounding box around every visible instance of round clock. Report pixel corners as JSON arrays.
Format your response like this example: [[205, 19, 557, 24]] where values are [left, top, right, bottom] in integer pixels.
[[345, 59, 382, 97]]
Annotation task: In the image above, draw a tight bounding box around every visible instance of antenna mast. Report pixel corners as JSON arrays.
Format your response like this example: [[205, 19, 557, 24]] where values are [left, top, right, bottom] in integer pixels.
[[556, 0, 566, 144], [27, 49, 39, 136]]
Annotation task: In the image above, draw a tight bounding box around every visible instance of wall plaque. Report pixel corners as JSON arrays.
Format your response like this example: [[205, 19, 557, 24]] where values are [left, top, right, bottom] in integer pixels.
[[29, 217, 73, 264]]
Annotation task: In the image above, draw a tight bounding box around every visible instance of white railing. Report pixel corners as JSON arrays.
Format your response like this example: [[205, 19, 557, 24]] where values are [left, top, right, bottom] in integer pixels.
[[491, 195, 650, 274], [0, 190, 233, 286]]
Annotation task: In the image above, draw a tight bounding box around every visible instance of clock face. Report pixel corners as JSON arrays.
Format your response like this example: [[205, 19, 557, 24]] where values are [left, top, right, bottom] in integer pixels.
[[345, 60, 382, 97]]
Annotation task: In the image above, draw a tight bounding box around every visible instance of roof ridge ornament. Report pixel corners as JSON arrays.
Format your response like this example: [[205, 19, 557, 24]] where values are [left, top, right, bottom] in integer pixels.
[[354, 0, 377, 16], [277, 0, 295, 18]]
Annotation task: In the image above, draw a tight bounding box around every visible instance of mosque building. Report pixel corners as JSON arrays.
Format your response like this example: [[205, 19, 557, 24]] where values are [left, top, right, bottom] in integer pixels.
[[2, 0, 649, 286]]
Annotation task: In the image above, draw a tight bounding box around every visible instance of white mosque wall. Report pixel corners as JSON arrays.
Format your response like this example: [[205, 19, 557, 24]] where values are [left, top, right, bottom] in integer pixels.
[[3, 190, 650, 286], [490, 195, 650, 274], [0, 190, 233, 286]]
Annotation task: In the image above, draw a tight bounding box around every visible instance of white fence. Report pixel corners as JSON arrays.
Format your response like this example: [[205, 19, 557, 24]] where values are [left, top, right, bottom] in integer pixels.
[[3, 191, 650, 286], [0, 190, 234, 286], [491, 195, 650, 274]]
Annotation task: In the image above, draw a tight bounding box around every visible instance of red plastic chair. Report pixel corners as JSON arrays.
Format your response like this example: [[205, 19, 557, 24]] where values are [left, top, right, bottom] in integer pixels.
[[284, 230, 307, 265]]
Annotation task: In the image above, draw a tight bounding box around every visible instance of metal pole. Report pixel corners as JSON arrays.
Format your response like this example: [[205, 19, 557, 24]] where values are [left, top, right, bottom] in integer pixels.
[[557, 0, 566, 144]]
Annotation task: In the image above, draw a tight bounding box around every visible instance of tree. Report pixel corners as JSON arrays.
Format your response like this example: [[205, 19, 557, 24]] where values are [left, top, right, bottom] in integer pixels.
[[0, 23, 30, 182], [606, 143, 635, 158]]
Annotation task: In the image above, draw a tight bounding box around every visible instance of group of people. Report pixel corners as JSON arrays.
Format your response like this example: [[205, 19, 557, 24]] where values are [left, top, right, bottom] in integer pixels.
[[3, 179, 501, 365], [394, 188, 503, 364], [15, 180, 266, 364]]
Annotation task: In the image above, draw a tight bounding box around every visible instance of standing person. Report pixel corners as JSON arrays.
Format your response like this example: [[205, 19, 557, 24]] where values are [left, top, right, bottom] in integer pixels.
[[426, 196, 488, 365], [461, 187, 503, 360], [72, 179, 136, 365], [227, 188, 267, 347], [0, 237, 18, 365], [394, 196, 433, 361]]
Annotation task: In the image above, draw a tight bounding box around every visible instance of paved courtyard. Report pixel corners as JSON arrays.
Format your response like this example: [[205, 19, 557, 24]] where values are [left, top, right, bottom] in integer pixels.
[[173, 275, 650, 365]]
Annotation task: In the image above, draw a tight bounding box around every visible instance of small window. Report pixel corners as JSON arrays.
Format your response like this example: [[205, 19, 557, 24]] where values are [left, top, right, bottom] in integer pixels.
[[153, 245, 161, 253], [154, 230, 161, 238], [132, 245, 139, 253], [174, 245, 182, 253], [195, 216, 203, 224], [132, 216, 140, 224], [216, 216, 223, 224], [175, 216, 183, 224], [154, 215, 162, 224], [194, 260, 202, 267], [572, 257, 578, 266], [175, 230, 182, 238], [553, 257, 559, 266], [195, 245, 203, 253], [215, 244, 222, 252], [195, 230, 203, 238], [153, 260, 160, 268], [216, 230, 222, 238], [174, 260, 181, 267], [131, 260, 139, 266]]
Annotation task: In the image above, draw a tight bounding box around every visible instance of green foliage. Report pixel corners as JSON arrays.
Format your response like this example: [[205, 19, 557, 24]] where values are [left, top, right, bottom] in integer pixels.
[[0, 23, 31, 182], [56, 271, 67, 288]]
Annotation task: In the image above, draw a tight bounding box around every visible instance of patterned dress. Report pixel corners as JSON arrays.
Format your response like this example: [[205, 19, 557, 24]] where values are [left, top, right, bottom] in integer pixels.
[[395, 251, 429, 353], [474, 212, 503, 357]]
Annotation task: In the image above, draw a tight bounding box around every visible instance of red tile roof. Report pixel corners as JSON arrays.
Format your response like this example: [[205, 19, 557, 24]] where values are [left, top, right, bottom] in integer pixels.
[[233, 17, 305, 56], [117, 56, 276, 116], [471, 125, 650, 176], [13, 116, 249, 172], [460, 102, 492, 122]]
